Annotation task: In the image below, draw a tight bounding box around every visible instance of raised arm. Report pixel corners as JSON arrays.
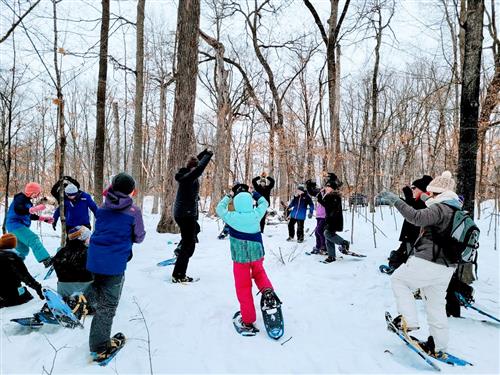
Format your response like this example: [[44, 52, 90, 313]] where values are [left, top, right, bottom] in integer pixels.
[[176, 152, 213, 182], [394, 200, 444, 227]]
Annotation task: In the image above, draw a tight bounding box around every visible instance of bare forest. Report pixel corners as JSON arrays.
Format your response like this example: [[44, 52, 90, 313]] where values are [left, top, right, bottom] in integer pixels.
[[1, 0, 499, 233]]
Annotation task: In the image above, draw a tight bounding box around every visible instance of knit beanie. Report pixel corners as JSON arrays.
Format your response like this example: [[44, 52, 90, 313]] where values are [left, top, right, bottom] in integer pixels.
[[427, 171, 455, 193], [0, 233, 17, 249], [65, 183, 78, 195], [297, 184, 306, 192], [24, 182, 41, 197], [112, 173, 135, 195], [411, 175, 433, 192]]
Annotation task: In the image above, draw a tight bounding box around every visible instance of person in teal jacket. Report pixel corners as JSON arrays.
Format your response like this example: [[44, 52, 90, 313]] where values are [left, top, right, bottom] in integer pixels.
[[6, 182, 54, 266], [216, 189, 280, 335]]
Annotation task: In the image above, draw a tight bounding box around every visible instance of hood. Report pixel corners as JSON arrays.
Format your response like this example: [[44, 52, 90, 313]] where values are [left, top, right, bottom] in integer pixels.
[[233, 192, 254, 213], [104, 188, 133, 210], [425, 190, 462, 209]]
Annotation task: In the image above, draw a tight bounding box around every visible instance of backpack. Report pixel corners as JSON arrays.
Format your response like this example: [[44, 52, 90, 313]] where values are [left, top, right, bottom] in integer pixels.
[[434, 205, 480, 265]]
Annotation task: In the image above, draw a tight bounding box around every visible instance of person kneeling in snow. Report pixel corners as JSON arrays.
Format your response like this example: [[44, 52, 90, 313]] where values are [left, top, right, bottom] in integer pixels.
[[384, 171, 461, 355], [0, 233, 45, 308], [52, 226, 93, 298], [216, 187, 279, 335]]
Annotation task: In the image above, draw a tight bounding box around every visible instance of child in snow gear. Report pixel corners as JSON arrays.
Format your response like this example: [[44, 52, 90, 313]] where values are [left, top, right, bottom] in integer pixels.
[[216, 187, 279, 335], [172, 149, 213, 283], [53, 226, 93, 297], [386, 171, 462, 352], [85, 172, 145, 359], [51, 176, 80, 203], [317, 176, 348, 263], [305, 179, 326, 254], [286, 185, 314, 243], [0, 233, 45, 308], [252, 173, 275, 232], [6, 182, 53, 266], [52, 183, 98, 232], [386, 175, 433, 272]]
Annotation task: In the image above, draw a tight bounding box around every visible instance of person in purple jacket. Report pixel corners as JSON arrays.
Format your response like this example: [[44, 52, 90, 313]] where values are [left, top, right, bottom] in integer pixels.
[[78, 172, 145, 363], [306, 179, 326, 254]]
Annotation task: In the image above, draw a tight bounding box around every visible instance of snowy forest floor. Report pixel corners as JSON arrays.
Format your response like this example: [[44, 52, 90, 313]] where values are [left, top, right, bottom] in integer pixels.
[[0, 198, 499, 374]]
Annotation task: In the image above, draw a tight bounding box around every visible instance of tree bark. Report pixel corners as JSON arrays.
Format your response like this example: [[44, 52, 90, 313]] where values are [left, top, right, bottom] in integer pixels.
[[94, 0, 110, 206], [132, 0, 145, 208], [157, 0, 200, 233], [456, 0, 485, 216]]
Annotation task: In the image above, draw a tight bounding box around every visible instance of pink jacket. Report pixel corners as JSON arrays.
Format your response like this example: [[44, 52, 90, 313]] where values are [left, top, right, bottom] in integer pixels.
[[316, 193, 326, 218]]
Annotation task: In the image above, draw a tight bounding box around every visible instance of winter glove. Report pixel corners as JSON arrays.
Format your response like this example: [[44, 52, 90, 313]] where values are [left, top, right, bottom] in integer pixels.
[[402, 186, 412, 201], [308, 212, 313, 219], [197, 148, 208, 160], [206, 150, 214, 158], [383, 192, 400, 206], [41, 257, 53, 268], [52, 222, 57, 231], [29, 204, 46, 214], [39, 216, 54, 224], [252, 191, 262, 201], [34, 283, 45, 300]]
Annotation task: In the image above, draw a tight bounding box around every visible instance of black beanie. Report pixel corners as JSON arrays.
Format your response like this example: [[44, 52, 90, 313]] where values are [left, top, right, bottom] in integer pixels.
[[112, 173, 135, 195], [412, 175, 433, 192]]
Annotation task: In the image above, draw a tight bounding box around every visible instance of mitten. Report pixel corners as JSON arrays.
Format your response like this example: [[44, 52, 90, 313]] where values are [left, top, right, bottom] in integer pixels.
[[29, 204, 46, 214], [34, 283, 45, 300], [402, 186, 412, 200], [206, 150, 214, 157], [42, 257, 53, 268], [39, 216, 54, 224], [252, 191, 262, 201], [52, 222, 57, 231], [384, 192, 400, 206], [197, 148, 208, 160]]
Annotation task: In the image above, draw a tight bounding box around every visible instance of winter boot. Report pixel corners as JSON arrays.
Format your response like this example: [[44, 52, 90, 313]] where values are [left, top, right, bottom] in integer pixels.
[[310, 247, 320, 254], [392, 314, 419, 332], [339, 242, 350, 255], [66, 294, 90, 320], [286, 237, 294, 242], [261, 288, 282, 310], [410, 335, 438, 356], [323, 256, 336, 263], [233, 311, 259, 335], [91, 333, 126, 363], [172, 275, 195, 283]]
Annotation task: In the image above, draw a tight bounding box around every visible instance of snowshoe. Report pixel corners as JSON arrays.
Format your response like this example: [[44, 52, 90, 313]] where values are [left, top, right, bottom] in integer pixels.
[[260, 289, 284, 340], [171, 276, 200, 284], [91, 332, 126, 366], [232, 311, 259, 336]]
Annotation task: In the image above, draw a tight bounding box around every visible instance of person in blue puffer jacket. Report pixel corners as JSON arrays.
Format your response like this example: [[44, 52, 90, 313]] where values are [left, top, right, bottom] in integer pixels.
[[82, 173, 145, 362], [52, 183, 98, 232], [286, 184, 314, 243]]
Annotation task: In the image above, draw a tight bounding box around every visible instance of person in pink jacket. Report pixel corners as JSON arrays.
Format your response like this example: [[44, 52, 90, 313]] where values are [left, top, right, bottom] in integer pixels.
[[306, 179, 326, 254]]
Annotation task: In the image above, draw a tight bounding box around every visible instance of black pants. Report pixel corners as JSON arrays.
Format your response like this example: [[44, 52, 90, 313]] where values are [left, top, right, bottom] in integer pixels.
[[172, 216, 198, 278], [288, 218, 304, 241], [446, 273, 474, 317], [388, 242, 411, 269], [260, 213, 267, 233]]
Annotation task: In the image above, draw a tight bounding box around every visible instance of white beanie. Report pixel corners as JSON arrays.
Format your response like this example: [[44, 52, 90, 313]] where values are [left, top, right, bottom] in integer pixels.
[[427, 171, 455, 193], [65, 183, 78, 195]]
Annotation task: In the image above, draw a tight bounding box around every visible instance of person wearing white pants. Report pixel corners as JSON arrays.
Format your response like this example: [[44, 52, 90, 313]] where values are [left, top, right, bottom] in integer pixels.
[[392, 257, 455, 350], [384, 171, 462, 353]]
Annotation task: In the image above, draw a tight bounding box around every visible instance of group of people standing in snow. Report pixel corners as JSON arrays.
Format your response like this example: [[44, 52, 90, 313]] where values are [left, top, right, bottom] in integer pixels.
[[0, 142, 477, 359]]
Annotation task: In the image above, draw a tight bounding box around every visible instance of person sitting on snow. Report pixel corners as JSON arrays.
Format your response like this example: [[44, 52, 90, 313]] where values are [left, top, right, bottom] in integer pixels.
[[0, 233, 45, 308], [52, 183, 98, 233], [6, 182, 54, 267], [216, 184, 280, 335], [52, 226, 93, 298]]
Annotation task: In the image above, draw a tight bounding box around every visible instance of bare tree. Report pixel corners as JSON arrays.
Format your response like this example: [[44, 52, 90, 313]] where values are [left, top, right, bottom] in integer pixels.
[[157, 0, 201, 233], [456, 0, 485, 216], [0, 0, 41, 44]]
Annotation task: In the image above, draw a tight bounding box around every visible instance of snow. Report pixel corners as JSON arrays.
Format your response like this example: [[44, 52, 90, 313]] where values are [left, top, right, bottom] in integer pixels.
[[1, 198, 499, 374]]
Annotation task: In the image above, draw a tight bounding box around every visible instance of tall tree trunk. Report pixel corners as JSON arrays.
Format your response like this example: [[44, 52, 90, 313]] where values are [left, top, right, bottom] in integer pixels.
[[157, 0, 200, 233], [456, 0, 484, 216], [132, 0, 146, 207], [152, 82, 166, 215], [94, 0, 110, 206], [112, 101, 120, 175]]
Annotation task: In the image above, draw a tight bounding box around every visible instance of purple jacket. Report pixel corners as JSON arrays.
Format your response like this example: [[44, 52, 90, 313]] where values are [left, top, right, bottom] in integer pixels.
[[316, 193, 326, 218], [87, 189, 145, 275]]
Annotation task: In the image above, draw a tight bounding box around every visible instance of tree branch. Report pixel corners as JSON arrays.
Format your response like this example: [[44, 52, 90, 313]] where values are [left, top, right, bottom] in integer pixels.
[[0, 0, 41, 44]]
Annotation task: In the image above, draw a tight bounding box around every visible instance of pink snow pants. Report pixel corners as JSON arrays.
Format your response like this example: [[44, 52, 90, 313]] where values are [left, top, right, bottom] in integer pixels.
[[233, 258, 273, 324]]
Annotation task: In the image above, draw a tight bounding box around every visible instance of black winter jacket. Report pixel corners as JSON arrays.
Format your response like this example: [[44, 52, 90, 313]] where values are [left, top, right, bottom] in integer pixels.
[[317, 191, 343, 232], [173, 152, 213, 218], [399, 186, 426, 243], [0, 250, 41, 304], [252, 176, 275, 203], [53, 240, 93, 283]]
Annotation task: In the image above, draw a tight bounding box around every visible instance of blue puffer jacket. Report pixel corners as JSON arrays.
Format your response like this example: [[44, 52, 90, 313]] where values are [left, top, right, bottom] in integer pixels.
[[216, 192, 268, 234], [53, 191, 98, 228], [6, 193, 39, 231], [288, 193, 314, 221], [86, 189, 146, 275]]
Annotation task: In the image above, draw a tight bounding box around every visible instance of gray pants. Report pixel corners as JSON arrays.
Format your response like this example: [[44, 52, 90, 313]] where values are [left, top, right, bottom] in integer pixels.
[[86, 274, 124, 353], [324, 230, 349, 258], [57, 281, 93, 299]]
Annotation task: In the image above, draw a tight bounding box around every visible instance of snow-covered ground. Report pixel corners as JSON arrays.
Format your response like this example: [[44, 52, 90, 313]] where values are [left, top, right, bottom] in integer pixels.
[[1, 198, 499, 374]]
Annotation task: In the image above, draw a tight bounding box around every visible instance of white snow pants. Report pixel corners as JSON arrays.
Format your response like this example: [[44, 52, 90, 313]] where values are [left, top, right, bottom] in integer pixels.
[[391, 256, 455, 351]]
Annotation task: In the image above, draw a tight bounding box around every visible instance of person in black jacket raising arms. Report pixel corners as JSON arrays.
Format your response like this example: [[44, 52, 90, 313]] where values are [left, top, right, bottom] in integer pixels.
[[317, 175, 348, 263], [252, 172, 275, 232], [172, 149, 213, 283]]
